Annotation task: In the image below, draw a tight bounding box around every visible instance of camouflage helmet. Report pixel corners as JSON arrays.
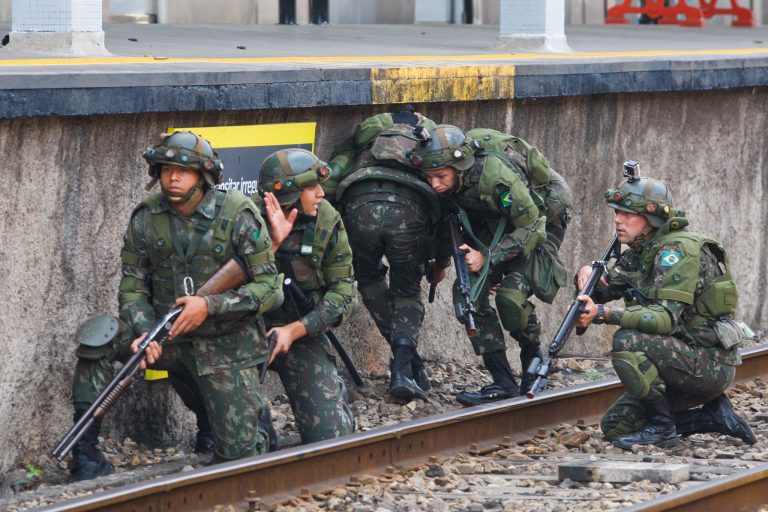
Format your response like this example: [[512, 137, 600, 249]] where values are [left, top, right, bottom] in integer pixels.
[[605, 176, 674, 228], [258, 148, 331, 206], [407, 124, 479, 172], [143, 131, 224, 187]]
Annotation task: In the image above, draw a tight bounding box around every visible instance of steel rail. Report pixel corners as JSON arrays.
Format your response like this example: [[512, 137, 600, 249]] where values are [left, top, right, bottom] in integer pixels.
[[38, 345, 768, 512]]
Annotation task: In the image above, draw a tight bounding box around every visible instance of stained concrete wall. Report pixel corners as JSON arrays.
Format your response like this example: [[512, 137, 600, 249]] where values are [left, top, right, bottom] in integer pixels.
[[1, 88, 767, 473]]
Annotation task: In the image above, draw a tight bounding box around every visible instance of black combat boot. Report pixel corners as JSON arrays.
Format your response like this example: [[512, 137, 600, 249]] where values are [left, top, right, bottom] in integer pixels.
[[411, 352, 431, 392], [613, 397, 679, 450], [676, 394, 757, 445], [389, 338, 427, 401], [69, 415, 114, 482], [258, 405, 279, 452], [456, 350, 520, 407], [519, 344, 544, 395]]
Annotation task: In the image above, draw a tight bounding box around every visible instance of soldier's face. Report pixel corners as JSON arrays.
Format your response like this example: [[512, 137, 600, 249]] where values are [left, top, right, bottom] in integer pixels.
[[299, 183, 324, 216], [424, 167, 458, 195], [160, 164, 202, 202], [614, 210, 649, 243]]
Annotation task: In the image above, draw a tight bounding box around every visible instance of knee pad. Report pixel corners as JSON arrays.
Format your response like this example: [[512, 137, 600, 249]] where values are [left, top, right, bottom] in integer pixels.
[[495, 288, 531, 333], [611, 350, 659, 399], [358, 279, 389, 301]]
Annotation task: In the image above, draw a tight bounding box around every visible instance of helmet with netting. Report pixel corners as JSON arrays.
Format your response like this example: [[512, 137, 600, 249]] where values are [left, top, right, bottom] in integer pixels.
[[258, 149, 331, 206], [143, 131, 223, 187]]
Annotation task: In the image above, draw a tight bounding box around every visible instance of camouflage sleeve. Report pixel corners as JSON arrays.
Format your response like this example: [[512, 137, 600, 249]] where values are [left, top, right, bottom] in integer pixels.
[[325, 136, 357, 200], [300, 220, 358, 337], [591, 251, 633, 304], [204, 208, 283, 316], [487, 167, 547, 265], [118, 207, 157, 336]]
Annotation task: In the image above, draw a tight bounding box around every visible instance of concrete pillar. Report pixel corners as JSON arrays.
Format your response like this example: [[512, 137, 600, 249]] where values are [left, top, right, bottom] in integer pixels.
[[497, 0, 571, 53], [8, 0, 108, 55]]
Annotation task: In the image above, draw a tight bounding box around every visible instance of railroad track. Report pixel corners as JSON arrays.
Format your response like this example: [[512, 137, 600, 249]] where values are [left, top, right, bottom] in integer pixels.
[[38, 345, 768, 512]]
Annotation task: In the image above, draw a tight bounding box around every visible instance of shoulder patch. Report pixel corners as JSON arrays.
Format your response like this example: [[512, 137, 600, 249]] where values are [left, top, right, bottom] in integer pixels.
[[500, 190, 514, 208], [660, 250, 683, 267], [251, 228, 260, 243]]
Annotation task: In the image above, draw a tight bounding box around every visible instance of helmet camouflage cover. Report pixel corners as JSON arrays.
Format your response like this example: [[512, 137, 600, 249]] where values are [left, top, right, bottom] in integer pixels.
[[258, 148, 331, 206], [407, 124, 478, 172], [605, 176, 674, 228], [143, 131, 224, 187]]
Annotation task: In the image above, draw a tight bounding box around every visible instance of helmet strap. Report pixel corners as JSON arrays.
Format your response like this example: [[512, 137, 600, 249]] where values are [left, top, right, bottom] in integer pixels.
[[161, 181, 204, 208]]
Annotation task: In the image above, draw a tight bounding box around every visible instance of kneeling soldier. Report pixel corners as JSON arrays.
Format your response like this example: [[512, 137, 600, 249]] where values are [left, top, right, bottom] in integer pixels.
[[257, 149, 356, 443], [575, 173, 755, 449]]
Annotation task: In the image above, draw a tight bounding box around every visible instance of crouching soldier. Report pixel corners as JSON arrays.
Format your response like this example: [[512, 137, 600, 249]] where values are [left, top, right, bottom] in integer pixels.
[[256, 148, 356, 443], [575, 173, 755, 450], [69, 132, 282, 480]]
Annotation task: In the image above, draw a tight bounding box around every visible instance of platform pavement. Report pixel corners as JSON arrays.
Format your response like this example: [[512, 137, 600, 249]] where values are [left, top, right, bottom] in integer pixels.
[[1, 23, 768, 118]]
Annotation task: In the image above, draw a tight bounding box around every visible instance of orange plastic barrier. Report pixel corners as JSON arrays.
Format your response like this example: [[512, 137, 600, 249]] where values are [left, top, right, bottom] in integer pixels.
[[605, 0, 754, 27]]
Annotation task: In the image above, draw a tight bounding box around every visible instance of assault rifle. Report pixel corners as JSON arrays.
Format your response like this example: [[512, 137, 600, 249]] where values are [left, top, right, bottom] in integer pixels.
[[525, 160, 639, 398], [283, 278, 364, 387], [53, 258, 250, 461], [448, 215, 478, 336]]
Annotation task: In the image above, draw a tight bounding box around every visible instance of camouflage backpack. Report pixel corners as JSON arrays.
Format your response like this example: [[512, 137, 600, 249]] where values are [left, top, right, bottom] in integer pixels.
[[468, 128, 572, 230]]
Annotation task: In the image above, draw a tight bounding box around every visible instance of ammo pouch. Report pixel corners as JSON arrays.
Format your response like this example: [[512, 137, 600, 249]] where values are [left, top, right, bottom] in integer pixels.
[[526, 240, 567, 304], [696, 276, 738, 318]]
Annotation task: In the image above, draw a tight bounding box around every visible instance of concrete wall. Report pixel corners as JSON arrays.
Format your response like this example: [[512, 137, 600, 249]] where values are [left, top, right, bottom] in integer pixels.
[[1, 88, 767, 473]]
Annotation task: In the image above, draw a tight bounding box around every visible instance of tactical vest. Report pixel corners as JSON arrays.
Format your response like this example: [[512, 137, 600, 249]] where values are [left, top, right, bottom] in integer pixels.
[[273, 199, 348, 297], [467, 128, 572, 235], [128, 189, 260, 339], [620, 223, 740, 360]]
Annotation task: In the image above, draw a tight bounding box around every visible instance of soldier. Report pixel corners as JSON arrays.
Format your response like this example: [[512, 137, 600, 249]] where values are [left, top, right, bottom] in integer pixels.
[[256, 148, 356, 443], [575, 174, 756, 449], [326, 108, 443, 401], [69, 132, 282, 481], [410, 125, 571, 405]]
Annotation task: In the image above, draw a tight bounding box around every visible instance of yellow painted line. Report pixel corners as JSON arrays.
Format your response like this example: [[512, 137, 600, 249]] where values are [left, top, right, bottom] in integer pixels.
[[1, 47, 768, 67], [167, 123, 316, 149], [370, 65, 515, 104]]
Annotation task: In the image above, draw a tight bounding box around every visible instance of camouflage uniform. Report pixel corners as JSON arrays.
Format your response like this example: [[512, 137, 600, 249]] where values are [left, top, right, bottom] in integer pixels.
[[73, 187, 281, 460], [257, 148, 356, 443], [413, 125, 569, 404], [328, 110, 441, 399], [262, 198, 356, 443], [588, 174, 753, 449]]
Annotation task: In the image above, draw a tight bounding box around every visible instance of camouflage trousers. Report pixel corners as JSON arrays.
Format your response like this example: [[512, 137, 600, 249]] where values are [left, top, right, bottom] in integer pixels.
[[72, 329, 270, 460], [343, 197, 428, 344], [453, 256, 541, 356], [601, 329, 736, 440], [271, 334, 355, 443]]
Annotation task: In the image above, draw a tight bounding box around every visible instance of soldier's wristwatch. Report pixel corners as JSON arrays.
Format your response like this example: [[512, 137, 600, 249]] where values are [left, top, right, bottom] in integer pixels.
[[593, 304, 606, 325]]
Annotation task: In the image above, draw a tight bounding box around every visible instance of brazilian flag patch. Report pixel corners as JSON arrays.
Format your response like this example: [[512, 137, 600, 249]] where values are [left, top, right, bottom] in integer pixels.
[[500, 191, 514, 208], [251, 229, 260, 242], [660, 250, 682, 267]]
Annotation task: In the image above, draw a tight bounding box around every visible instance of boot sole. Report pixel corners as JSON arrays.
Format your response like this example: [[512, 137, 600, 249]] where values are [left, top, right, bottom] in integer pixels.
[[389, 385, 416, 401]]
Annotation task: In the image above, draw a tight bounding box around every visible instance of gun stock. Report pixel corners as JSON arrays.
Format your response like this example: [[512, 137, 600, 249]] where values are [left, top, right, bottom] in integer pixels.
[[448, 216, 478, 335]]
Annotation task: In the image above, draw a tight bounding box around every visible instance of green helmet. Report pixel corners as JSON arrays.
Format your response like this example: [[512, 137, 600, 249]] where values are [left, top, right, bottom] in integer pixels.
[[407, 124, 479, 172], [143, 131, 224, 187], [258, 149, 331, 206], [605, 175, 674, 228], [74, 315, 120, 347]]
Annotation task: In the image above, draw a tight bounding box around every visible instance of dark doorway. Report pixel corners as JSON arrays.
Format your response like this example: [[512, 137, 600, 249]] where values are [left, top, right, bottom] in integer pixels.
[[279, 0, 296, 24], [463, 0, 473, 23], [310, 0, 329, 24]]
